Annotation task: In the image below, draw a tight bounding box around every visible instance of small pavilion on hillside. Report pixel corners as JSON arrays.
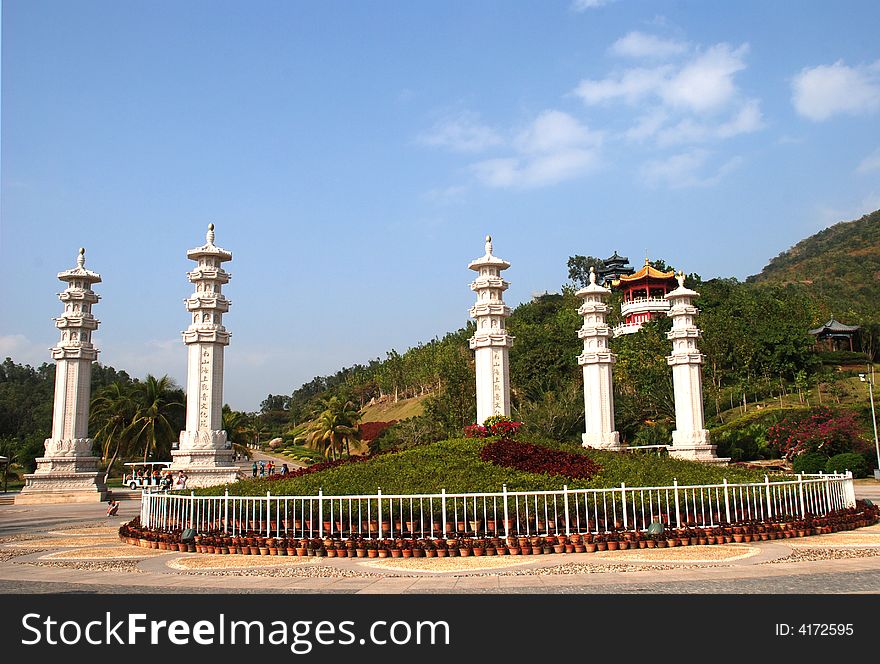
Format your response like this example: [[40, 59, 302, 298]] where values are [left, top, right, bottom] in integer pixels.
[[808, 318, 861, 352]]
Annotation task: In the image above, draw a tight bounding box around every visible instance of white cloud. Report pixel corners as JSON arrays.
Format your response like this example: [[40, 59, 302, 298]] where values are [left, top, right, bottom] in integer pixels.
[[571, 0, 616, 11], [662, 43, 749, 112], [574, 66, 671, 106], [610, 31, 688, 59], [641, 149, 743, 188], [514, 109, 600, 153], [473, 150, 598, 189], [792, 60, 880, 121], [624, 110, 669, 142], [655, 99, 763, 146], [0, 334, 51, 367], [575, 42, 749, 114], [416, 111, 503, 153], [857, 149, 880, 174], [471, 110, 601, 188]]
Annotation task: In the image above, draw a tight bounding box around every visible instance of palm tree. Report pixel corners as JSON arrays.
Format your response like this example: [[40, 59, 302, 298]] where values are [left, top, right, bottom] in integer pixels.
[[90, 382, 137, 484], [128, 375, 184, 462], [296, 396, 361, 460], [326, 396, 361, 457], [222, 405, 253, 460]]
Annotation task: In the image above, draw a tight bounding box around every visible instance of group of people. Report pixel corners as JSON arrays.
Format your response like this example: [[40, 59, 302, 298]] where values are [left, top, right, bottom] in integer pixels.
[[131, 468, 187, 490], [251, 459, 289, 478]]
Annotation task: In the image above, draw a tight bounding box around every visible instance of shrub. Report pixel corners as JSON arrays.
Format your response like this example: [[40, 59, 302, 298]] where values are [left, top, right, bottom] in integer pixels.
[[791, 451, 828, 474], [767, 407, 867, 460], [464, 424, 489, 438], [825, 453, 871, 478]]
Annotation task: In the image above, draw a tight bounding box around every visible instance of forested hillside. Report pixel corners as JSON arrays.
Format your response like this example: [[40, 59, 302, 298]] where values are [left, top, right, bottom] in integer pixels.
[[748, 209, 880, 324]]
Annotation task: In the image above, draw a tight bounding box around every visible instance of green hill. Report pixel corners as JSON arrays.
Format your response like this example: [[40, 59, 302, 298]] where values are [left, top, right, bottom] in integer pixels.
[[747, 209, 880, 324]]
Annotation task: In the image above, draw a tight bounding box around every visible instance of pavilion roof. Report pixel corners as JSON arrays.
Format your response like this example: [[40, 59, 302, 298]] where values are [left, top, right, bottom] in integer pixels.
[[808, 318, 861, 336], [614, 259, 676, 284]]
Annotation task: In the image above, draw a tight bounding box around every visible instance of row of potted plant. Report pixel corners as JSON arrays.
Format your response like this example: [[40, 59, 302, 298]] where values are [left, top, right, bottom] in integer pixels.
[[120, 502, 878, 556]]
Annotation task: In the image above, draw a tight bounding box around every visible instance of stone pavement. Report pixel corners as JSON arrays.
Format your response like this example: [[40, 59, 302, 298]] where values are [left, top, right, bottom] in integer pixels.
[[1, 482, 878, 594]]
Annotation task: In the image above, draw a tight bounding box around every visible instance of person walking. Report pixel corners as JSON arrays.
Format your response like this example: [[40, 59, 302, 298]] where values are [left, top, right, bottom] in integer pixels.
[[259, 460, 265, 477], [252, 461, 258, 478]]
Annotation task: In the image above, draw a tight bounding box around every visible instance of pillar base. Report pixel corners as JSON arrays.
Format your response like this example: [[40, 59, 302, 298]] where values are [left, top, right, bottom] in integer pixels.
[[171, 448, 240, 488], [582, 431, 625, 450], [15, 467, 108, 504]]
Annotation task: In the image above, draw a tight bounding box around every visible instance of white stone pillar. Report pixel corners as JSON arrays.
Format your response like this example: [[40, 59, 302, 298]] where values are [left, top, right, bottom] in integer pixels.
[[16, 249, 108, 504], [577, 267, 622, 449], [468, 236, 514, 425], [666, 273, 722, 461], [170, 224, 239, 487]]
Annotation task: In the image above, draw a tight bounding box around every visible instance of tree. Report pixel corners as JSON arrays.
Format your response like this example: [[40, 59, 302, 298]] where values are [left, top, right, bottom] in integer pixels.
[[128, 375, 184, 462], [90, 382, 137, 483], [567, 255, 605, 287], [296, 396, 360, 460], [222, 405, 254, 460]]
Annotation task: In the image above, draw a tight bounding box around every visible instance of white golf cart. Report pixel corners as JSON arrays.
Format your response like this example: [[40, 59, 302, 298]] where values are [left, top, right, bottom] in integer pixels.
[[122, 461, 173, 491]]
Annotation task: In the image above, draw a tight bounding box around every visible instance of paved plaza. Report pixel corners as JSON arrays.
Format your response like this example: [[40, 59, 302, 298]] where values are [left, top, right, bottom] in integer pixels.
[[1, 482, 878, 594]]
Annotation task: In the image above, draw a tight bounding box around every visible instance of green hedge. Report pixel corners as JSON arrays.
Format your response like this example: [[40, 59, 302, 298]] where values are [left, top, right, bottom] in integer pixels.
[[792, 451, 828, 474], [194, 437, 770, 497], [825, 452, 871, 478]]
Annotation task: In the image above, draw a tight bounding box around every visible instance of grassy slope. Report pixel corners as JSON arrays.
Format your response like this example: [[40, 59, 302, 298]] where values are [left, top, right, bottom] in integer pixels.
[[198, 438, 769, 497], [358, 395, 428, 423], [747, 209, 880, 322]]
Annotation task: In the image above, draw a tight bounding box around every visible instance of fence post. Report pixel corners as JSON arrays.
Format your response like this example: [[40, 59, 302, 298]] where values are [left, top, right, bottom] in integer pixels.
[[764, 476, 773, 519], [223, 490, 229, 534], [797, 474, 806, 517], [377, 487, 382, 540], [673, 479, 680, 529], [844, 471, 856, 508], [266, 491, 271, 537], [824, 474, 833, 512], [620, 483, 628, 531], [441, 489, 447, 538], [317, 488, 324, 538], [722, 479, 731, 524], [563, 485, 570, 537]]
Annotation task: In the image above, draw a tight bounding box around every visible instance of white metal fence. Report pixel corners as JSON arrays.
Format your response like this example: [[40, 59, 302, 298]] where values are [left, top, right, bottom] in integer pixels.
[[139, 473, 856, 540]]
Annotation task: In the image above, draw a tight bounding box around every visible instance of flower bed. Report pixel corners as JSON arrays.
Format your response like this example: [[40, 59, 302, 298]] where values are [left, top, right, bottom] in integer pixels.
[[120, 501, 879, 557], [479, 439, 602, 480]]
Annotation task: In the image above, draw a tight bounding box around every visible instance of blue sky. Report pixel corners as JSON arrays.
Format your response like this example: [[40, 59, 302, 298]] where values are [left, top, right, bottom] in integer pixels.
[[2, 0, 879, 411]]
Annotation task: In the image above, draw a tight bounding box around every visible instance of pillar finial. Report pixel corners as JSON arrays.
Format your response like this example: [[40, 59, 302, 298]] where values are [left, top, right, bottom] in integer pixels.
[[77, 248, 85, 268], [677, 271, 685, 288], [485, 235, 493, 256], [207, 223, 215, 245], [589, 266, 596, 284]]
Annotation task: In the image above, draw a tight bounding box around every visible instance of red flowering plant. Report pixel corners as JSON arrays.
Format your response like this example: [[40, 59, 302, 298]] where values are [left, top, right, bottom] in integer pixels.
[[766, 407, 867, 461], [464, 424, 490, 438], [480, 439, 602, 480], [463, 415, 523, 439]]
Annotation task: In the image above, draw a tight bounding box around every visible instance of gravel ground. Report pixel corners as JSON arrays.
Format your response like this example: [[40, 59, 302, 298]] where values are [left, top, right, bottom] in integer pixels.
[[493, 562, 727, 576], [0, 548, 41, 563], [761, 547, 880, 564], [20, 560, 143, 573], [178, 565, 378, 578]]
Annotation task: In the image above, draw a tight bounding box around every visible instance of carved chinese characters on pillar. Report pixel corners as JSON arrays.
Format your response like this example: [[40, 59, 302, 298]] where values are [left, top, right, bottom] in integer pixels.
[[199, 347, 210, 430], [492, 350, 503, 415]]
